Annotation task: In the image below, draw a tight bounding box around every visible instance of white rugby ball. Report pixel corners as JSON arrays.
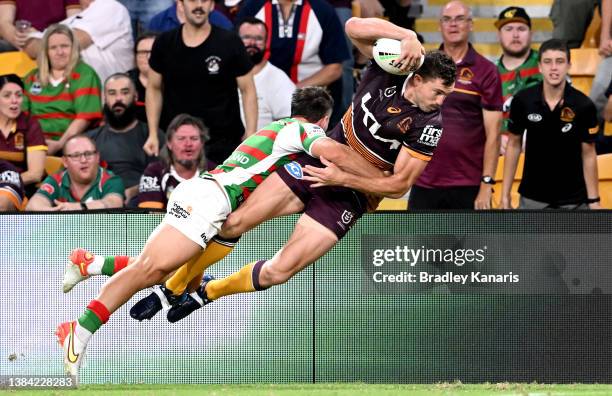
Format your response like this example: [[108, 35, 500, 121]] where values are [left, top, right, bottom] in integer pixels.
[[372, 38, 424, 76]]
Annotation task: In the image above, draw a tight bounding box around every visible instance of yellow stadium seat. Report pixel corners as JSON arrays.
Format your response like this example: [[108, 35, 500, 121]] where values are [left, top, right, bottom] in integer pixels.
[[597, 153, 612, 209], [44, 156, 63, 176], [569, 48, 602, 96], [604, 122, 612, 137], [0, 51, 36, 77], [376, 198, 408, 211], [493, 153, 524, 209]]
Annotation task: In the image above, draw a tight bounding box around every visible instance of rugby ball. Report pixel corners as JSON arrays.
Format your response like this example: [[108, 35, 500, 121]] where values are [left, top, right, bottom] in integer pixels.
[[372, 38, 424, 76]]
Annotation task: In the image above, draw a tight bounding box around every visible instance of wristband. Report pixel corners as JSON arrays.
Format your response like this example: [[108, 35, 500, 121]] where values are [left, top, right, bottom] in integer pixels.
[[586, 197, 600, 204]]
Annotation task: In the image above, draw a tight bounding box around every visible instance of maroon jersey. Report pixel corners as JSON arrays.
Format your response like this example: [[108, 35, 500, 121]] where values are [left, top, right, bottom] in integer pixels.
[[137, 161, 211, 209], [331, 61, 443, 171], [417, 44, 503, 188]]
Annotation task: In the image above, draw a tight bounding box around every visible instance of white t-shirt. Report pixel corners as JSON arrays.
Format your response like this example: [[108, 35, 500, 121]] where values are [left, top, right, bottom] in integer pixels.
[[240, 62, 296, 129], [44, 0, 135, 82]]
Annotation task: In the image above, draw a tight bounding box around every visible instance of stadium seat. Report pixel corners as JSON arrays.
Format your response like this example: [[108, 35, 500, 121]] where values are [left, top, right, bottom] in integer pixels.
[[597, 153, 612, 209], [493, 153, 524, 209], [44, 156, 63, 176], [568, 48, 602, 96], [376, 198, 408, 211], [0, 51, 36, 77], [604, 121, 612, 137]]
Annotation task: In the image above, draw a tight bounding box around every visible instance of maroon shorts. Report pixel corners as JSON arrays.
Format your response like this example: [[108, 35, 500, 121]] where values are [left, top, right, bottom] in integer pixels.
[[0, 160, 24, 208], [276, 153, 367, 239]]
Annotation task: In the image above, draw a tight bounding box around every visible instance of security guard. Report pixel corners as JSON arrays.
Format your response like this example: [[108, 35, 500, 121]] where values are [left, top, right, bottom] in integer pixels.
[[502, 38, 601, 209]]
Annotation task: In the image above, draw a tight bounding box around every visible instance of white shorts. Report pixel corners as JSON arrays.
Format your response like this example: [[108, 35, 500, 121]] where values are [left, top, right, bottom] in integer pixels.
[[161, 177, 231, 248]]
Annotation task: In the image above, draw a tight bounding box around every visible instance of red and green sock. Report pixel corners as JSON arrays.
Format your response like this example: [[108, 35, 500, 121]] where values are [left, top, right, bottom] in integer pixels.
[[77, 300, 110, 339]]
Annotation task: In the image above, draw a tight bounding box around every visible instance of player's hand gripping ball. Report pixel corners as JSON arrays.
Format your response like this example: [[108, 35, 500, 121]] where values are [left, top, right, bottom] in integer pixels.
[[372, 38, 425, 75]]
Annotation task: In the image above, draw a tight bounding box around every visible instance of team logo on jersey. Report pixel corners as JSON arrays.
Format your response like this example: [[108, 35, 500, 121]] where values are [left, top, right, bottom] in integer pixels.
[[387, 106, 401, 114], [341, 210, 354, 224], [458, 67, 474, 84], [30, 82, 42, 95], [418, 125, 442, 147], [383, 87, 396, 98], [13, 133, 24, 150], [560, 107, 575, 122], [397, 116, 413, 134], [561, 123, 573, 133], [284, 161, 303, 179], [304, 123, 325, 138], [527, 113, 542, 122], [40, 183, 54, 195], [205, 56, 221, 74], [139, 175, 160, 193]]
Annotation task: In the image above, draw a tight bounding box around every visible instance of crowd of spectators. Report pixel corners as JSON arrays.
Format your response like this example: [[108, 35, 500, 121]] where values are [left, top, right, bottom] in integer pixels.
[[0, 0, 609, 212]]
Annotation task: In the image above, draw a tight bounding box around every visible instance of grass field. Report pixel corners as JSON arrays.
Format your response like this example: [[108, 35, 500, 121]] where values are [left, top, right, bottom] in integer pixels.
[[2, 383, 612, 396]]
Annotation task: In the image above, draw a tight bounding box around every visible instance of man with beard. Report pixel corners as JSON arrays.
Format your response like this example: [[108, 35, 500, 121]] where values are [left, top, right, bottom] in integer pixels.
[[143, 0, 257, 163], [86, 73, 164, 205], [495, 7, 542, 153], [26, 135, 124, 210], [137, 113, 214, 209], [237, 17, 295, 129]]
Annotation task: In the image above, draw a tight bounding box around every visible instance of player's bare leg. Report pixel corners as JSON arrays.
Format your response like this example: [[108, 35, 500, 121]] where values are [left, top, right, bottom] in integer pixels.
[[56, 224, 202, 378], [164, 173, 306, 321]]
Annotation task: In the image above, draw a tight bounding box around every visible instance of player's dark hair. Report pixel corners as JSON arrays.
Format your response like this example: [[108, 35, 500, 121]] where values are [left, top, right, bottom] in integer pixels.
[[414, 51, 456, 87], [0, 73, 24, 91], [160, 114, 210, 170], [538, 38, 570, 63], [236, 16, 268, 36], [290, 86, 334, 123]]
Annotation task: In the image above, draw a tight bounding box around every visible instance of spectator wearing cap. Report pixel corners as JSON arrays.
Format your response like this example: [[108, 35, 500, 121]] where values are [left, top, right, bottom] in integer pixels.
[[409, 0, 503, 210], [495, 6, 542, 153]]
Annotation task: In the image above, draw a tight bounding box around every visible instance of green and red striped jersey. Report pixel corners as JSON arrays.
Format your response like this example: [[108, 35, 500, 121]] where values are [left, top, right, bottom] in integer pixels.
[[206, 117, 327, 210], [497, 49, 542, 132], [22, 61, 102, 141]]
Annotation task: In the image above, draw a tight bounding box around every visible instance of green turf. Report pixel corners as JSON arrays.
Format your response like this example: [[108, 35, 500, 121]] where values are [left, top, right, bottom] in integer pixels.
[[2, 383, 612, 396]]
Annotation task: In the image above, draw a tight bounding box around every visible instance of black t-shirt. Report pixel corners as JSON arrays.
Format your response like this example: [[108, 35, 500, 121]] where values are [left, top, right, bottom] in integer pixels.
[[86, 122, 165, 188], [606, 78, 612, 98], [149, 25, 253, 164], [508, 82, 598, 204]]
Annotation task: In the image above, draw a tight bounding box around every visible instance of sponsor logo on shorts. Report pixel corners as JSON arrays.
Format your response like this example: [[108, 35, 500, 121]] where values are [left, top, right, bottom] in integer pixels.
[[527, 113, 542, 122], [169, 202, 191, 219], [417, 125, 442, 147], [200, 233, 209, 245], [284, 161, 303, 179], [341, 210, 354, 225]]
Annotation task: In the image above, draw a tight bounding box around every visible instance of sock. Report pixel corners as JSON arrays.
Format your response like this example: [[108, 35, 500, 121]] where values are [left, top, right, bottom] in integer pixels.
[[83, 255, 105, 275], [99, 256, 130, 276], [165, 236, 238, 295], [77, 300, 110, 337], [205, 260, 267, 301]]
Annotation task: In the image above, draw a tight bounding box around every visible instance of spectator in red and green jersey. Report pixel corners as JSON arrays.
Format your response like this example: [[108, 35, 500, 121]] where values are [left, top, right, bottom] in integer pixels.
[[495, 7, 542, 153], [22, 23, 102, 155]]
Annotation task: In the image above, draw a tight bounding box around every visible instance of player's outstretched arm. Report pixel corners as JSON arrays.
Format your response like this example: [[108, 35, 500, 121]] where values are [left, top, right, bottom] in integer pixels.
[[345, 17, 423, 72], [304, 146, 427, 199], [310, 138, 384, 179]]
